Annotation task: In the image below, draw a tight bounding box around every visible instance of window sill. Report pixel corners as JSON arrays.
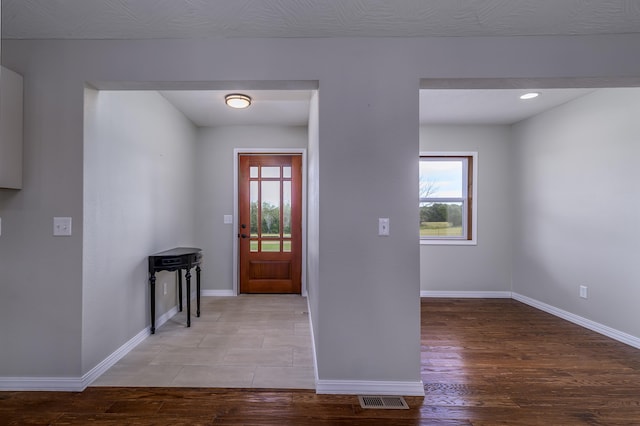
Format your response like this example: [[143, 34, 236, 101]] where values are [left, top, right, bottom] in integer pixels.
[[420, 239, 477, 246]]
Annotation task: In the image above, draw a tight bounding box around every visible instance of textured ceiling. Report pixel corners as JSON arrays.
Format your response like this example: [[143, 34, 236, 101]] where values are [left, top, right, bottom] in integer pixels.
[[2, 2, 634, 126], [3, 0, 640, 39]]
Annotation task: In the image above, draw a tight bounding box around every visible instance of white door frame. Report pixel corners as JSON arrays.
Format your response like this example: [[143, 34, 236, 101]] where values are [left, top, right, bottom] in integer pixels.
[[233, 148, 308, 296]]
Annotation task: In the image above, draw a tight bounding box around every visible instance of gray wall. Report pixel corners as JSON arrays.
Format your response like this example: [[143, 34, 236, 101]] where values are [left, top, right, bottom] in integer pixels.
[[194, 125, 308, 292], [1, 34, 640, 384], [0, 44, 86, 376], [511, 88, 640, 338], [419, 125, 512, 293], [82, 90, 197, 373], [313, 57, 421, 382]]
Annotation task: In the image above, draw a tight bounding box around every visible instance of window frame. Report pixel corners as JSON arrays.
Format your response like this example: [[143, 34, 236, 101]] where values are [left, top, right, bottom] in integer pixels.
[[419, 151, 477, 246]]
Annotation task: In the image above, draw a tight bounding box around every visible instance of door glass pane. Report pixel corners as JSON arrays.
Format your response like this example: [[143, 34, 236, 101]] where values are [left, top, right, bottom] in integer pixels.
[[250, 181, 259, 236], [261, 167, 280, 178], [250, 166, 259, 178], [283, 166, 291, 178], [250, 240, 258, 252], [283, 181, 291, 238], [261, 240, 281, 252], [261, 181, 280, 236], [419, 201, 464, 237], [283, 240, 292, 252]]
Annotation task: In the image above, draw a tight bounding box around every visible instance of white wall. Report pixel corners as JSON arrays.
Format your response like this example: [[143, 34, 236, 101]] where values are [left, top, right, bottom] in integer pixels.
[[83, 90, 197, 373], [419, 125, 512, 293], [511, 88, 640, 338], [307, 92, 320, 340], [194, 126, 308, 292], [1, 34, 640, 389]]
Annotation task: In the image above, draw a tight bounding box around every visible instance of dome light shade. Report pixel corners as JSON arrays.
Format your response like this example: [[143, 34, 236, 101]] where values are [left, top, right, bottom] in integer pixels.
[[520, 92, 539, 100], [225, 93, 252, 109]]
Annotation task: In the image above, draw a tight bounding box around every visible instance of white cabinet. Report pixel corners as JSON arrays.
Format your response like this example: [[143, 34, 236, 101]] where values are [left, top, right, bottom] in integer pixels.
[[0, 66, 24, 189]]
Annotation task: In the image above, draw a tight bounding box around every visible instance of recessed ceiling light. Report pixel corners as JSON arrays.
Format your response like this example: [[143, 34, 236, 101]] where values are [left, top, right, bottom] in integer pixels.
[[225, 93, 252, 109], [520, 92, 540, 100]]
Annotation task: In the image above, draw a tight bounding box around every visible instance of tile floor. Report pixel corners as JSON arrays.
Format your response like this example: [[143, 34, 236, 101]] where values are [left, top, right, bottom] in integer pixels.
[[91, 294, 316, 389]]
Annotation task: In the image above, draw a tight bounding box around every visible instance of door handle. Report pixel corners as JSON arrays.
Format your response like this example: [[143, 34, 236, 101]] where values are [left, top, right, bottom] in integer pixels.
[[240, 234, 248, 239]]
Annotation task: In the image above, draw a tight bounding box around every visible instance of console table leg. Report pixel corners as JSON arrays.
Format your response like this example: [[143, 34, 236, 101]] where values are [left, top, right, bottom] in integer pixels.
[[178, 270, 183, 312], [185, 269, 191, 327], [149, 273, 156, 334], [196, 265, 201, 317]]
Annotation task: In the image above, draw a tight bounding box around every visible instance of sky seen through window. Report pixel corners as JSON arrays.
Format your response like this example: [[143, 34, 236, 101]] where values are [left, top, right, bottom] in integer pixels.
[[419, 160, 463, 198]]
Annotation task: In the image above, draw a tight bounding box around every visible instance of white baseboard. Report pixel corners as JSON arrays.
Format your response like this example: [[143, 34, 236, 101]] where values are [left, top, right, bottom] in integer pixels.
[[512, 293, 640, 350], [0, 306, 179, 392], [316, 380, 425, 396], [156, 305, 180, 330], [309, 295, 423, 396], [80, 327, 150, 390], [82, 305, 178, 389], [421, 290, 512, 298], [7, 291, 636, 392], [424, 291, 640, 349], [201, 289, 235, 297]]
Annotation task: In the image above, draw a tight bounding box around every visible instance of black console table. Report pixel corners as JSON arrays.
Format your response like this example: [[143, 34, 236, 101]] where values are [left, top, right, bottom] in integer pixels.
[[148, 247, 202, 334]]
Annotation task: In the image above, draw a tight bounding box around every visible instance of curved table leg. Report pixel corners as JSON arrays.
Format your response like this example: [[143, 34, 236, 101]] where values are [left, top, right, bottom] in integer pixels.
[[185, 269, 191, 327], [178, 270, 183, 312], [149, 273, 156, 334], [196, 265, 201, 317]]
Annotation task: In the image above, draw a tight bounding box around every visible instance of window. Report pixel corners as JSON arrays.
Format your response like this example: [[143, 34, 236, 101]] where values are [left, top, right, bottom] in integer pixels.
[[419, 152, 477, 245]]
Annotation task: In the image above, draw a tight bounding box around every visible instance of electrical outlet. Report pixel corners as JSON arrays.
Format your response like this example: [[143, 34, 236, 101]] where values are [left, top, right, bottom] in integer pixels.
[[579, 285, 588, 299], [163, 282, 167, 295], [378, 218, 390, 236], [53, 217, 72, 236]]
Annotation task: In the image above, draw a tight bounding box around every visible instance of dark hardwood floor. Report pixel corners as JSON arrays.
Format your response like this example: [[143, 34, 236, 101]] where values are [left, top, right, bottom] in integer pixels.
[[2, 298, 640, 425]]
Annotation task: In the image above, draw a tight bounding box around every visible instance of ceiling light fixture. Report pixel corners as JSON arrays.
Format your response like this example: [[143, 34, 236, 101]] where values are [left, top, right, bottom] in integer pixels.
[[225, 93, 252, 109], [520, 92, 540, 100]]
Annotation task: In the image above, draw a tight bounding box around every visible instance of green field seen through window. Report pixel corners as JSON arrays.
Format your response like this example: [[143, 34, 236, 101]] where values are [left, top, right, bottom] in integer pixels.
[[420, 222, 463, 237], [250, 239, 292, 252]]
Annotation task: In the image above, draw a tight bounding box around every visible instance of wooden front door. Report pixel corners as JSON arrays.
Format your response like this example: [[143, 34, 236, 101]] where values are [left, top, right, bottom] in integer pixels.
[[238, 154, 302, 294]]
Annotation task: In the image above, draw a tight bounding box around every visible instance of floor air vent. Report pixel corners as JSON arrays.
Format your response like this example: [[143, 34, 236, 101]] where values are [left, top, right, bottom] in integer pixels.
[[358, 395, 409, 410]]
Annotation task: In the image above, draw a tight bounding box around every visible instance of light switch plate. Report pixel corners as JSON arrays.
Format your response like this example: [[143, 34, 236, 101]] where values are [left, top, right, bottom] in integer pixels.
[[579, 285, 588, 299], [223, 215, 233, 224], [378, 218, 390, 236], [53, 217, 72, 236]]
